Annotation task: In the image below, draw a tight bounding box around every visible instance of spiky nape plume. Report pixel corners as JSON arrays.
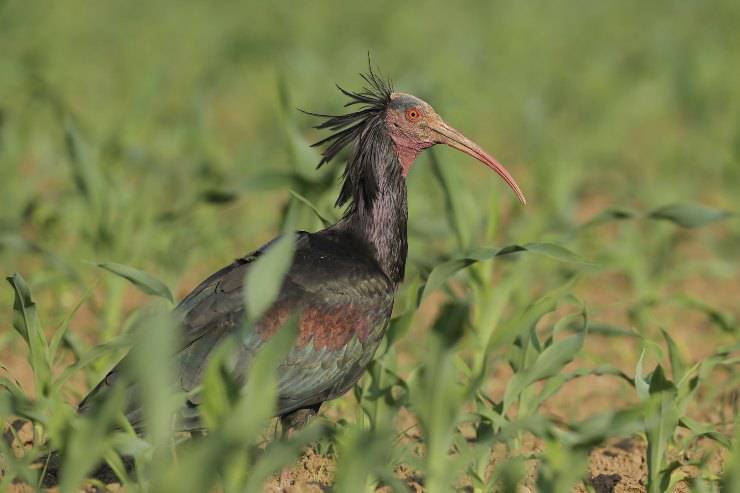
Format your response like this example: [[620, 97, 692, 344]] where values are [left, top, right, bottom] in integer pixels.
[[304, 67, 394, 213]]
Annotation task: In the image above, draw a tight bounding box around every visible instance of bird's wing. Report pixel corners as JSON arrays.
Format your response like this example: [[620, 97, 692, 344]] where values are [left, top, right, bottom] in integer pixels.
[[79, 231, 394, 429]]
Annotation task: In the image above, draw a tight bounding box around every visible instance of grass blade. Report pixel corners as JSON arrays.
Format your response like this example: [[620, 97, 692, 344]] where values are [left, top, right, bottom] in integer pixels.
[[289, 189, 332, 226], [648, 202, 732, 228], [244, 234, 296, 324], [6, 273, 51, 396], [98, 263, 174, 304], [420, 243, 588, 301]]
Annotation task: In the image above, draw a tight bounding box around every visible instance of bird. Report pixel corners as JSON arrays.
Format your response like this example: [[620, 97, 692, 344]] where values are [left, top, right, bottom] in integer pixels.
[[77, 66, 526, 439]]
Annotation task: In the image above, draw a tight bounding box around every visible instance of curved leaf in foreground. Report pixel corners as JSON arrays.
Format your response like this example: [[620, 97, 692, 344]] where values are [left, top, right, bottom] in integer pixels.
[[97, 263, 174, 304]]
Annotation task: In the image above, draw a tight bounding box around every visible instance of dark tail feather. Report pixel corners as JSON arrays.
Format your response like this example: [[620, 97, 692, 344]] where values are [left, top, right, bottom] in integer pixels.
[[35, 449, 135, 488], [37, 450, 63, 488]]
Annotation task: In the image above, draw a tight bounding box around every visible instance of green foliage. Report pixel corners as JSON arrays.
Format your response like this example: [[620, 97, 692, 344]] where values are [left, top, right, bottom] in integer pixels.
[[6, 273, 52, 397], [408, 302, 472, 493], [632, 331, 736, 493]]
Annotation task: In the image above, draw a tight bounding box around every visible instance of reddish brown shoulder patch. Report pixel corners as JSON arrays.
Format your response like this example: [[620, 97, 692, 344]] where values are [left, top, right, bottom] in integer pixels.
[[297, 302, 373, 351], [256, 301, 380, 351]]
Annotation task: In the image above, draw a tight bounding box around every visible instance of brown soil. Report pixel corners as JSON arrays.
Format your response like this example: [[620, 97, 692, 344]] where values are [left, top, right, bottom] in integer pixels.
[[262, 434, 727, 493]]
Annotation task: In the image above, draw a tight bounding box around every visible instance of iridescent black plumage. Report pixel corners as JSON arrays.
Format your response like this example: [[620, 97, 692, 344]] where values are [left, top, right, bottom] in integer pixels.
[[303, 67, 394, 213], [79, 67, 407, 432]]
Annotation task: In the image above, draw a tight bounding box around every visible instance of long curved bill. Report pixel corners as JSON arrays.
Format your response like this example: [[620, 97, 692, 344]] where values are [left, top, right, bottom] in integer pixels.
[[430, 121, 527, 205]]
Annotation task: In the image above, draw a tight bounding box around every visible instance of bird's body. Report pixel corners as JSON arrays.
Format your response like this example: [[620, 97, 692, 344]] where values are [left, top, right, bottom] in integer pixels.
[[78, 67, 525, 433], [174, 225, 397, 426], [81, 206, 404, 431]]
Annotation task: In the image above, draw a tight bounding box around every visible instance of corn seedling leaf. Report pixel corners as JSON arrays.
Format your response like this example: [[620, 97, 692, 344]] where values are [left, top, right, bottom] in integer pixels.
[[581, 207, 637, 228], [200, 339, 242, 430], [98, 262, 174, 304], [503, 333, 584, 415], [289, 189, 332, 226], [648, 202, 731, 228], [124, 309, 179, 449], [6, 273, 52, 396], [644, 365, 680, 493], [244, 233, 296, 326], [421, 243, 588, 301], [635, 348, 650, 401], [661, 329, 687, 384], [679, 416, 731, 448]]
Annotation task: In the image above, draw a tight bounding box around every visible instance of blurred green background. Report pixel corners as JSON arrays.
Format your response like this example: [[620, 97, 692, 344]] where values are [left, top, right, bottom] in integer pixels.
[[1, 1, 738, 276]]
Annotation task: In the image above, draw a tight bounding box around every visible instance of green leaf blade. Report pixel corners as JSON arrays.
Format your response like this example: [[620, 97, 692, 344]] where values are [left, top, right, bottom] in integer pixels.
[[6, 273, 52, 395], [244, 234, 296, 324], [648, 202, 731, 228], [420, 243, 588, 302], [98, 262, 174, 303]]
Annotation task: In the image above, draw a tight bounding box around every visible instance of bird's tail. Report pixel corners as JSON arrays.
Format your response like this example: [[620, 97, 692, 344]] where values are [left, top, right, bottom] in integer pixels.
[[36, 449, 63, 488], [35, 448, 134, 487]]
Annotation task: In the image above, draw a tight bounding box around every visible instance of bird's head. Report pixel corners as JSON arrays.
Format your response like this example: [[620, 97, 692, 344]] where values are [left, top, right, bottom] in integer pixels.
[[385, 92, 526, 205], [308, 66, 526, 209]]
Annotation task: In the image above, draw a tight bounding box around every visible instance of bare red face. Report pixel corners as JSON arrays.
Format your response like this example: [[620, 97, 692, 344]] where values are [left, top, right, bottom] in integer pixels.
[[386, 92, 526, 205]]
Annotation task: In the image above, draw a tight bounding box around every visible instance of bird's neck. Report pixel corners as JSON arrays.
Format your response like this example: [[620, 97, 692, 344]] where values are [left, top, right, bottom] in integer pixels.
[[339, 156, 408, 286]]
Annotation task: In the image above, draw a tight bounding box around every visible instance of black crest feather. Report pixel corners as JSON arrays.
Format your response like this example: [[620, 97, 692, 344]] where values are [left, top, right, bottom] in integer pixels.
[[303, 65, 394, 211]]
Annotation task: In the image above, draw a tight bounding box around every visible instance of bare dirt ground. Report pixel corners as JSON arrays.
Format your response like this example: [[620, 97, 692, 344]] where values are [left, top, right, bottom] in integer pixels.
[[259, 434, 725, 492]]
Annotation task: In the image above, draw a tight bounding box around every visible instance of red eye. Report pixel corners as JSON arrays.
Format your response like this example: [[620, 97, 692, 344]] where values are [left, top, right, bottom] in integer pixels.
[[405, 108, 420, 122]]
